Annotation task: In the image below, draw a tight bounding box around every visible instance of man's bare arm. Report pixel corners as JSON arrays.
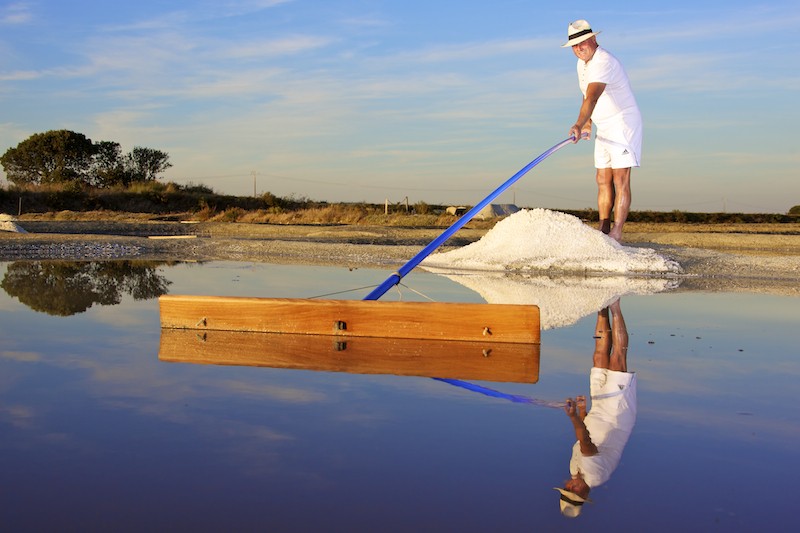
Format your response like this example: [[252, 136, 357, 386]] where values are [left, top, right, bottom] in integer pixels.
[[565, 396, 598, 456], [569, 82, 606, 142]]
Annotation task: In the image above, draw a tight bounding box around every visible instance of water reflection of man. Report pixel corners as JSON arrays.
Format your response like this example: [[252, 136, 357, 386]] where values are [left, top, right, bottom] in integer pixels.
[[554, 298, 637, 518]]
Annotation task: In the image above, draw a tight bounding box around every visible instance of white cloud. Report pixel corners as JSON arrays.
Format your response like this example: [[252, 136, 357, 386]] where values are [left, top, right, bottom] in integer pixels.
[[0, 69, 40, 81], [216, 0, 294, 18], [401, 37, 555, 63], [224, 35, 334, 59], [0, 2, 33, 25]]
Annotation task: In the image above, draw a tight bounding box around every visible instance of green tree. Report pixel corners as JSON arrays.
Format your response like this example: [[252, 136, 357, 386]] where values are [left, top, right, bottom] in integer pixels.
[[91, 141, 130, 188], [0, 130, 96, 186], [126, 146, 172, 182]]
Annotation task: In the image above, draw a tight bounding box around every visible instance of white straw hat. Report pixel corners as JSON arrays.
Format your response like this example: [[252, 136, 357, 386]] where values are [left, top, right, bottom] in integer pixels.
[[561, 20, 601, 47], [553, 487, 591, 518]]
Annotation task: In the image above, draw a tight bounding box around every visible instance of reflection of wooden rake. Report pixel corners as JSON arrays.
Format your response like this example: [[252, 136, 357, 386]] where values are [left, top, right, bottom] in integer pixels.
[[158, 325, 540, 384], [158, 139, 574, 383]]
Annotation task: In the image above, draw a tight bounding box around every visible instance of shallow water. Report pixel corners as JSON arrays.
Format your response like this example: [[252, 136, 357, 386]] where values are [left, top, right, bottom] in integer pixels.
[[1, 260, 797, 531]]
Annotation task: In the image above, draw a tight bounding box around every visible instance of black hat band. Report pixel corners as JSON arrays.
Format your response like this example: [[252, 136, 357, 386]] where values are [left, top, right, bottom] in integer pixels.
[[560, 494, 586, 506], [568, 29, 593, 41]]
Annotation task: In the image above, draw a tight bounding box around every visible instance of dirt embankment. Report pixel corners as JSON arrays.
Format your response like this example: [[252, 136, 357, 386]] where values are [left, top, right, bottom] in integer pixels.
[[1, 217, 799, 296]]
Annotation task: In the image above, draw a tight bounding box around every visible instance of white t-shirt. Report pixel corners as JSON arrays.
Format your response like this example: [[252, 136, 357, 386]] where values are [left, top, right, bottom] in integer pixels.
[[577, 46, 642, 132], [569, 368, 637, 488]]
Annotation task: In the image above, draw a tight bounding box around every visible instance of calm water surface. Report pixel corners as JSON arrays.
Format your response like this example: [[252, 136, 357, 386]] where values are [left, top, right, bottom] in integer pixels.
[[1, 260, 797, 532]]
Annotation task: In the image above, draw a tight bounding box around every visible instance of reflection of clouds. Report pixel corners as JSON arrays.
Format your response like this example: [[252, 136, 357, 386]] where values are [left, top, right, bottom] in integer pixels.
[[0, 404, 36, 428], [0, 403, 77, 451], [1, 337, 327, 476], [644, 405, 800, 443], [229, 424, 295, 442], [634, 331, 800, 445], [87, 300, 157, 330], [220, 380, 328, 404], [212, 423, 295, 479], [644, 349, 800, 396], [334, 411, 391, 424], [29, 337, 330, 414], [0, 298, 20, 312], [1, 350, 41, 362]]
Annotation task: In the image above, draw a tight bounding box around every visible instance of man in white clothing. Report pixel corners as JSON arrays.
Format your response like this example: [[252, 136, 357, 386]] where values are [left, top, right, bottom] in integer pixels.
[[564, 20, 642, 242], [554, 299, 637, 518]]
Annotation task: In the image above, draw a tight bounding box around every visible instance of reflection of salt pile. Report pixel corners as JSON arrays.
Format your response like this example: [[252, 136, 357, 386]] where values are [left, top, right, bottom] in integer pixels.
[[426, 271, 676, 329], [420, 208, 682, 329], [422, 208, 681, 274]]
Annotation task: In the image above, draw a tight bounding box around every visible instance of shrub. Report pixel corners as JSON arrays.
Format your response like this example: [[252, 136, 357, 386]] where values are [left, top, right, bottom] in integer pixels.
[[182, 182, 215, 194], [414, 201, 431, 215], [216, 207, 245, 222], [127, 181, 166, 194]]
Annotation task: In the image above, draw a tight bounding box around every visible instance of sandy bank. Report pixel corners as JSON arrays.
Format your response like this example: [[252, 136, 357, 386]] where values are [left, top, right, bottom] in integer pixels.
[[1, 218, 799, 296]]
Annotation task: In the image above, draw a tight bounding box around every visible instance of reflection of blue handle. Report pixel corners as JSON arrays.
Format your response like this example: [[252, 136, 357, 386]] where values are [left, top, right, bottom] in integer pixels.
[[363, 137, 576, 301], [434, 378, 562, 409]]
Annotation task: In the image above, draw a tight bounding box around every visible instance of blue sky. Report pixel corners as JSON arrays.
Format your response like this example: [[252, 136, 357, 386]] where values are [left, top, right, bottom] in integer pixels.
[[1, 1, 797, 213]]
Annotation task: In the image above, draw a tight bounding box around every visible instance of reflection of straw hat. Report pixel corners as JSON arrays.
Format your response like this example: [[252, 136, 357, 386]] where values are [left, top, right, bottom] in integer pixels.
[[561, 20, 601, 47], [553, 487, 591, 518]]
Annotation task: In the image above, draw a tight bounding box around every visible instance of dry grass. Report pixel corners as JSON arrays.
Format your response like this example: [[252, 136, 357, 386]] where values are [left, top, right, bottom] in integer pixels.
[[19, 210, 160, 222], [200, 204, 497, 229], [17, 207, 798, 235], [5, 182, 796, 228]]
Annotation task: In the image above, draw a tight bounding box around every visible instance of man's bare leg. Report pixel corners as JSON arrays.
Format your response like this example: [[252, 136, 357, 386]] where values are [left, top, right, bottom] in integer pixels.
[[596, 168, 614, 234], [608, 168, 632, 242], [593, 307, 612, 369], [608, 299, 628, 372]]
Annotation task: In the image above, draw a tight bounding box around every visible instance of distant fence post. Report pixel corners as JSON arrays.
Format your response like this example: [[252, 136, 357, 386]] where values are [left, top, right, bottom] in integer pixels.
[[385, 198, 388, 215]]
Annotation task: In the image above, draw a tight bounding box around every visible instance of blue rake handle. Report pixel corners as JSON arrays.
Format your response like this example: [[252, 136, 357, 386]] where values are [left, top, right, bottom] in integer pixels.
[[433, 378, 564, 409], [363, 137, 576, 301]]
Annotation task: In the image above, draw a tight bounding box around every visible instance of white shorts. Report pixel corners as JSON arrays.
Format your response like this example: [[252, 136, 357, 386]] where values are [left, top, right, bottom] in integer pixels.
[[594, 124, 642, 169], [589, 367, 637, 422]]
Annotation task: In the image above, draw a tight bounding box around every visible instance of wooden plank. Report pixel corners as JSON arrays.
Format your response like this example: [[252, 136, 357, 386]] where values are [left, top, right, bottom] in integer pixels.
[[159, 329, 539, 383], [159, 295, 540, 344]]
